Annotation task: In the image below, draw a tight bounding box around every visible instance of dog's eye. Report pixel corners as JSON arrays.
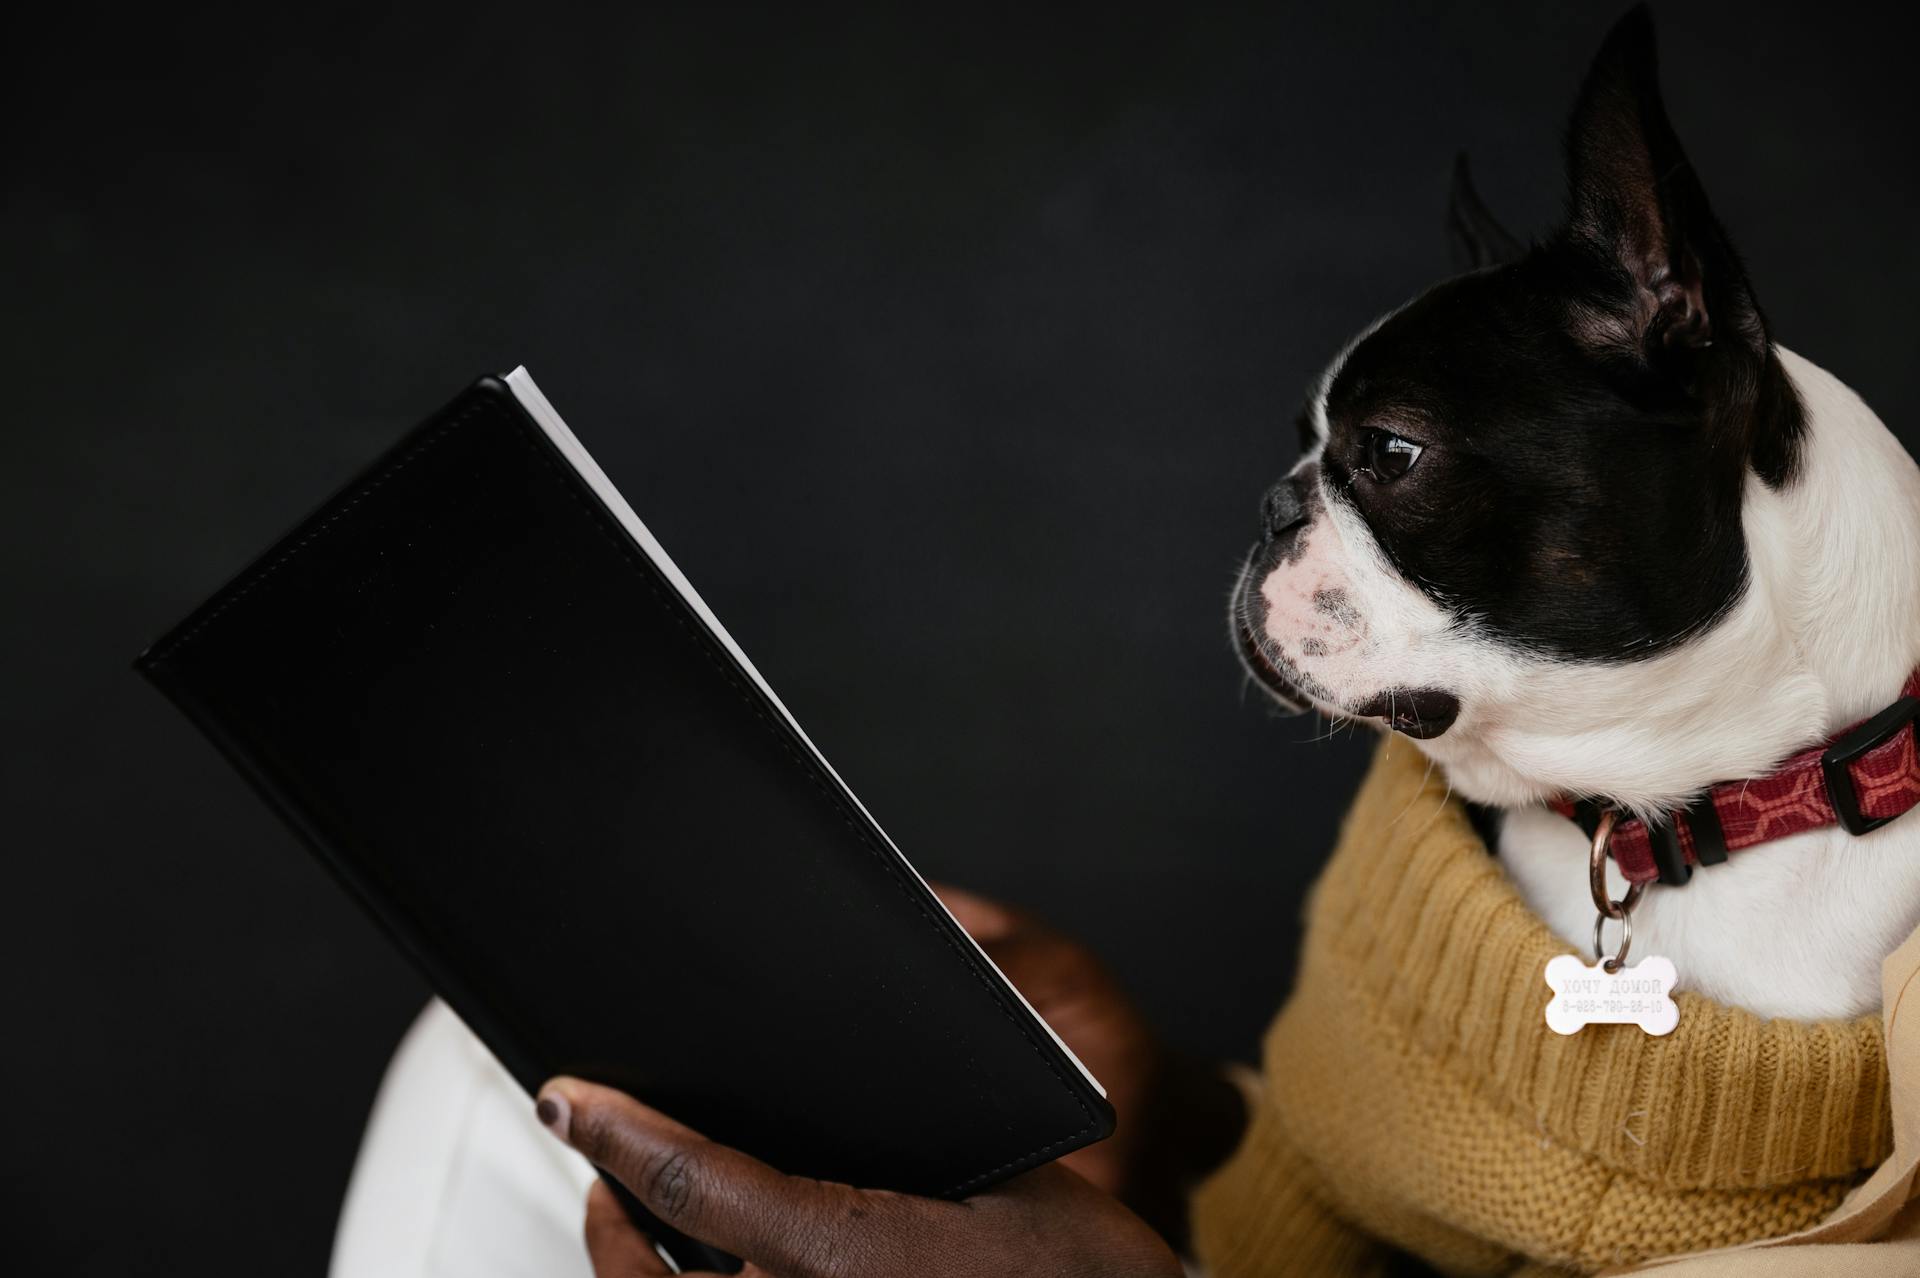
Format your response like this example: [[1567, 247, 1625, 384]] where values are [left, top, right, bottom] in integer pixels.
[[1362, 430, 1424, 482]]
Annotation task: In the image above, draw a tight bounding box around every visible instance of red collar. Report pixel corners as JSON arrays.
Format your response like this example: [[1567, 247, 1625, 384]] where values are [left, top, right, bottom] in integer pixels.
[[1552, 671, 1920, 886]]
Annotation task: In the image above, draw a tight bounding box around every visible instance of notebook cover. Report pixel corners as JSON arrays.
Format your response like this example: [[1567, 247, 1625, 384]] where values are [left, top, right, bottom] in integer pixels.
[[136, 372, 1111, 1205]]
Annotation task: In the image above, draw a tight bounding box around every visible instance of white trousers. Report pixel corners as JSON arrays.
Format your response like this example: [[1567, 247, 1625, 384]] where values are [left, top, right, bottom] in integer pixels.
[[328, 1001, 596, 1278]]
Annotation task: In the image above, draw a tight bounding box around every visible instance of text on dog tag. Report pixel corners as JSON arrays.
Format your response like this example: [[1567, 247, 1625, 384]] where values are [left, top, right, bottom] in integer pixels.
[[1543, 953, 1679, 1036]]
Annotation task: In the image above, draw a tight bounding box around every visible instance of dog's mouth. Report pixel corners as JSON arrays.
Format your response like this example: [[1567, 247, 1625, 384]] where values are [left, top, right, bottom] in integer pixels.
[[1348, 687, 1461, 740], [1232, 572, 1320, 714], [1233, 575, 1459, 738], [1235, 613, 1313, 713]]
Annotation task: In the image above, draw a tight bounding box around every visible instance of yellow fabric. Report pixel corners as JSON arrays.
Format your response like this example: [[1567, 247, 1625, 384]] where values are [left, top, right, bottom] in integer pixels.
[[1190, 744, 1906, 1276], [1613, 918, 1920, 1274]]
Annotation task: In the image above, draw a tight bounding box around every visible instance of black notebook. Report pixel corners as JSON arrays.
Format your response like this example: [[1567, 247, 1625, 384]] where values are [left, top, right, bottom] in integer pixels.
[[137, 370, 1110, 1256]]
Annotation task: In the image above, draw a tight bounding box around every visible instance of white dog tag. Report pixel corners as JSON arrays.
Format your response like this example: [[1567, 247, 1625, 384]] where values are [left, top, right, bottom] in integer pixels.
[[1543, 953, 1679, 1036]]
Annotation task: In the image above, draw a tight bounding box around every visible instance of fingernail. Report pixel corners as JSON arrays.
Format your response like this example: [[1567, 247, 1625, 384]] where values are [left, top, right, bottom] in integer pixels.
[[535, 1088, 571, 1141]]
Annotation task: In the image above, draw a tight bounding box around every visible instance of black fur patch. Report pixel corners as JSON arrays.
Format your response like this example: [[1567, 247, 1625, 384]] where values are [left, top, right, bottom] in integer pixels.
[[1277, 6, 1807, 662], [1319, 253, 1756, 658], [1350, 687, 1461, 738]]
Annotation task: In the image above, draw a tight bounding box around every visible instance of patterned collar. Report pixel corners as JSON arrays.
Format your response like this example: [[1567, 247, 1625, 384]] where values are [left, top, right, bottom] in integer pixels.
[[1554, 671, 1920, 886]]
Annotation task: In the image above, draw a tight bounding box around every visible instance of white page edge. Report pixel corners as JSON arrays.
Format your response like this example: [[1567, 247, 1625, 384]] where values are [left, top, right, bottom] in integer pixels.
[[502, 366, 1106, 1102]]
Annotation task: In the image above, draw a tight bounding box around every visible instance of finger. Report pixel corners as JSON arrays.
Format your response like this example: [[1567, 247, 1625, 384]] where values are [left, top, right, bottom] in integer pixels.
[[930, 882, 1022, 941], [584, 1180, 674, 1277], [539, 1078, 941, 1274]]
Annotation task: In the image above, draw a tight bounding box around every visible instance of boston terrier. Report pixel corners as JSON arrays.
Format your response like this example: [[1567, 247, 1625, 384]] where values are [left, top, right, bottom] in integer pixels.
[[1232, 5, 1920, 1022]]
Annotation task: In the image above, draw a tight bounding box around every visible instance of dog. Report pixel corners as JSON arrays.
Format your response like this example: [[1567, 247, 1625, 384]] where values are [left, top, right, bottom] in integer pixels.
[[1231, 5, 1920, 1023]]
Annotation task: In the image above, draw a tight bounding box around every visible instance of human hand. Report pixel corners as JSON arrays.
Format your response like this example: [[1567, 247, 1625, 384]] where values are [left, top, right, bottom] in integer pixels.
[[934, 885, 1248, 1243], [931, 884, 1161, 1198], [539, 1078, 1184, 1278]]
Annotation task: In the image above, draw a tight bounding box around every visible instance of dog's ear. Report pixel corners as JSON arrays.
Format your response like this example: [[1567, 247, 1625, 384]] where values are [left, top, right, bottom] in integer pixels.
[[1447, 153, 1524, 271], [1561, 5, 1767, 365]]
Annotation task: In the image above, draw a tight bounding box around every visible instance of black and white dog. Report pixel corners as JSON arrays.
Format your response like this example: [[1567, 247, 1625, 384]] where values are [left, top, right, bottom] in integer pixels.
[[1233, 6, 1920, 1022]]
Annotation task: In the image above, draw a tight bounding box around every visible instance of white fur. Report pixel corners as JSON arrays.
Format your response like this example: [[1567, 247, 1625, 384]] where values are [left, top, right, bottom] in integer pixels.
[[1252, 347, 1920, 1019]]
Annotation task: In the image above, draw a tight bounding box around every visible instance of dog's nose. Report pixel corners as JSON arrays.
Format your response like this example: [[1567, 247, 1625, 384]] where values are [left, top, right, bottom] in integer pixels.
[[1260, 474, 1311, 542]]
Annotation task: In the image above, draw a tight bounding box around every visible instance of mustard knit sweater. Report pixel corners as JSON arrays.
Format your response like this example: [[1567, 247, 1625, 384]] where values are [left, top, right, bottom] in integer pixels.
[[1189, 745, 1893, 1276]]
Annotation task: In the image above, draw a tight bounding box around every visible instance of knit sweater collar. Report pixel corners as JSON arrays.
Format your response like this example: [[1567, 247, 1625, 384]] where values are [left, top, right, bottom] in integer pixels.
[[1327, 744, 1891, 1190]]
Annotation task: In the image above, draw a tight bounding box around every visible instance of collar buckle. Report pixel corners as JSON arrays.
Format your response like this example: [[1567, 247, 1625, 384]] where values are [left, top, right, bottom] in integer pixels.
[[1821, 696, 1920, 836]]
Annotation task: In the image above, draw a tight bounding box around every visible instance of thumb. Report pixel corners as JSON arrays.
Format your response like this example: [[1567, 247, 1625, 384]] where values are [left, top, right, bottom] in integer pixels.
[[536, 1077, 874, 1272]]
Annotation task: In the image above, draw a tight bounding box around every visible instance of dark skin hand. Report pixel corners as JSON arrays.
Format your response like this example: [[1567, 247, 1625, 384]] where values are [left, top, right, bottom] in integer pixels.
[[931, 886, 1248, 1241], [548, 1087, 1180, 1278], [933, 885, 1158, 1200], [543, 885, 1246, 1276]]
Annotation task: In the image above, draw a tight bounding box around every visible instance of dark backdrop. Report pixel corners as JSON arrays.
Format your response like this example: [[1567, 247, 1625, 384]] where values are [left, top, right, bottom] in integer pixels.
[[7, 3, 1917, 1273]]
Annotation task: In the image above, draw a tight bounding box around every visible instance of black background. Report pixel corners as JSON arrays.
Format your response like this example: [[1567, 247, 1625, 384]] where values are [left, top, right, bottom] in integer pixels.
[[7, 3, 1917, 1273]]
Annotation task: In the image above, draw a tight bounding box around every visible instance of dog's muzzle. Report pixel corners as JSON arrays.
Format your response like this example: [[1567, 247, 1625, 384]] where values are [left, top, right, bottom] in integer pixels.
[[1232, 571, 1311, 713]]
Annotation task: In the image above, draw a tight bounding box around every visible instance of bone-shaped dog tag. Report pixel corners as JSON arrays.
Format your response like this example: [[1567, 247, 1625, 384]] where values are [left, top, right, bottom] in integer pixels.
[[1543, 953, 1679, 1036]]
